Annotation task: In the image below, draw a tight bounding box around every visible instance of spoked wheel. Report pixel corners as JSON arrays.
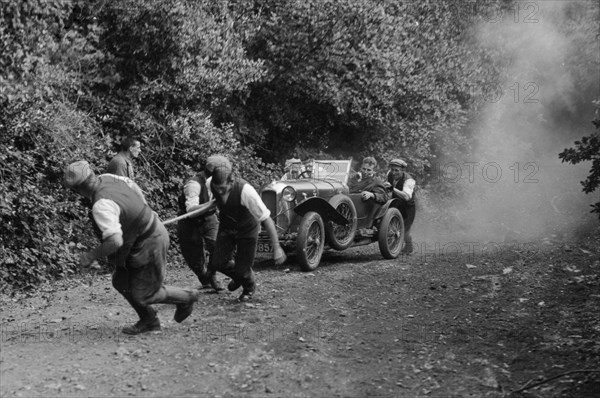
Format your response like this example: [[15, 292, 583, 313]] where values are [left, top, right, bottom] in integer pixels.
[[325, 194, 357, 250], [378, 208, 404, 259], [296, 211, 325, 271]]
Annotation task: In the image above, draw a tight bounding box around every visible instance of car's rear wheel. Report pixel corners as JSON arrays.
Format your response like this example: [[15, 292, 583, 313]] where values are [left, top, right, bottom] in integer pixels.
[[296, 211, 325, 271], [378, 208, 404, 259], [325, 194, 357, 250]]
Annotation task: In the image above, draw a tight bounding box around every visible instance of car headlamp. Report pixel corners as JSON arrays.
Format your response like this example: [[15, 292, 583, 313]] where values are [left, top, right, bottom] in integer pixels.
[[282, 186, 296, 202]]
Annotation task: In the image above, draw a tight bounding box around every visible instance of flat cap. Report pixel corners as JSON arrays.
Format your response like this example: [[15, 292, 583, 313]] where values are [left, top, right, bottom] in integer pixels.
[[64, 160, 93, 188], [389, 158, 407, 168], [206, 155, 232, 173]]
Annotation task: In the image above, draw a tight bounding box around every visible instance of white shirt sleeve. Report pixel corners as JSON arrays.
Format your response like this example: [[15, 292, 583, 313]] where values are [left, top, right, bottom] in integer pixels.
[[206, 176, 214, 201], [240, 184, 271, 222], [183, 180, 201, 212], [92, 198, 123, 240], [403, 178, 416, 199]]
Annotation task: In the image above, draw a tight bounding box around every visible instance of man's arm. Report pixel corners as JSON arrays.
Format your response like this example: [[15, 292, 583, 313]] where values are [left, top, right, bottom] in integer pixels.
[[241, 184, 287, 265], [80, 199, 124, 267], [80, 234, 123, 266], [392, 178, 415, 201], [261, 217, 286, 265], [371, 179, 389, 204], [183, 179, 202, 212]]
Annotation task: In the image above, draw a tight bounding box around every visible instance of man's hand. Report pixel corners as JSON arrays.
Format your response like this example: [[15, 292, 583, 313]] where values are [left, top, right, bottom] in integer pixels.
[[79, 251, 95, 268], [361, 191, 374, 201], [383, 182, 392, 189], [273, 245, 287, 266]]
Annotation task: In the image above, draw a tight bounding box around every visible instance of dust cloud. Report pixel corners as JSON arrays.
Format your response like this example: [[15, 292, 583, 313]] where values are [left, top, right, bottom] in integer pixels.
[[414, 1, 599, 251]]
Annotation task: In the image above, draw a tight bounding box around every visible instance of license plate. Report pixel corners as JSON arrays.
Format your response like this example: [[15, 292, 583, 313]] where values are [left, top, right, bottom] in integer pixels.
[[256, 242, 273, 253]]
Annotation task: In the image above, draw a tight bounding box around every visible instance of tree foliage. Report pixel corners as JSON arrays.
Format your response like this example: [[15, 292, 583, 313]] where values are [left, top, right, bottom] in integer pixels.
[[0, 0, 598, 290], [559, 101, 600, 218], [243, 0, 497, 167]]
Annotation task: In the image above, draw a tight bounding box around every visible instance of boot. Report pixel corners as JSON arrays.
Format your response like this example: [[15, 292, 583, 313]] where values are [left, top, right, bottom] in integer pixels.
[[163, 287, 200, 323], [238, 279, 256, 302], [122, 306, 160, 334], [209, 273, 224, 291], [401, 236, 414, 255], [227, 279, 241, 292], [122, 317, 161, 335], [239, 290, 253, 302], [199, 271, 224, 292]]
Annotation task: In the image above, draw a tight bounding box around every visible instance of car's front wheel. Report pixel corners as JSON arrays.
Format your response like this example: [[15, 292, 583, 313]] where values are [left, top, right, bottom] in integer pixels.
[[325, 194, 357, 250], [296, 211, 325, 271], [378, 208, 404, 259]]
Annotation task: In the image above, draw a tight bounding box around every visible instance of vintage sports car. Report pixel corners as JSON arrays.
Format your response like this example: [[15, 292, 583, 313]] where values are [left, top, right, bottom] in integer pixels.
[[257, 159, 405, 270]]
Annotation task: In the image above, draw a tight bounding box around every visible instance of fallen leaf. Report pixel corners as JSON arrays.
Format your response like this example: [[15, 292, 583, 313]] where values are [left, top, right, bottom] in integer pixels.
[[503, 267, 513, 274], [565, 265, 581, 273], [466, 264, 477, 269]]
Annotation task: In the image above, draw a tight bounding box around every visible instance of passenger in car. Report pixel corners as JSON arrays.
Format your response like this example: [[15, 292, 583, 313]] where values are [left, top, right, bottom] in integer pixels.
[[384, 158, 417, 254], [348, 156, 388, 204], [209, 163, 287, 302]]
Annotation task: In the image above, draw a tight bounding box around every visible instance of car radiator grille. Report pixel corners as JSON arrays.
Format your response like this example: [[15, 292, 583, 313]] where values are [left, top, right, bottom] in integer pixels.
[[261, 191, 277, 220]]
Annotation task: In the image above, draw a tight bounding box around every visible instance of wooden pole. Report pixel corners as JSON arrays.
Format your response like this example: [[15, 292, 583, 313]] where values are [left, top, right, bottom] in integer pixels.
[[162, 200, 216, 225]]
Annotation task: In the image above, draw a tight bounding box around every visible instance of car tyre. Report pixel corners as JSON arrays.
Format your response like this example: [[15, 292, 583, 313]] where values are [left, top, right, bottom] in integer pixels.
[[325, 194, 357, 250], [297, 211, 325, 271], [378, 208, 404, 259]]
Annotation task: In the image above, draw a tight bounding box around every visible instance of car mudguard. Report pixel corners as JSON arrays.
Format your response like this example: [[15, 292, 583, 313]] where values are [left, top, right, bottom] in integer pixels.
[[293, 197, 349, 225], [374, 198, 404, 220]]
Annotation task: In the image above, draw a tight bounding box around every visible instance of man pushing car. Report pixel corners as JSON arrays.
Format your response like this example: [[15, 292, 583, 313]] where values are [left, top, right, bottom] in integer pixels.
[[208, 160, 287, 302]]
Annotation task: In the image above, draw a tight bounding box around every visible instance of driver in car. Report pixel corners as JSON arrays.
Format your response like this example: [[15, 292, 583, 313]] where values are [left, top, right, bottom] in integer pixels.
[[281, 158, 303, 180], [348, 156, 388, 204]]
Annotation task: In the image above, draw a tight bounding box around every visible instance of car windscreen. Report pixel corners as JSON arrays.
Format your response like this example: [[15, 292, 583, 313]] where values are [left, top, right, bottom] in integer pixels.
[[311, 160, 352, 183]]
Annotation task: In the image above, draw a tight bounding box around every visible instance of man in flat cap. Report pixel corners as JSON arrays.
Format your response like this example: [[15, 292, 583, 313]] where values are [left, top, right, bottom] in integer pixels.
[[176, 155, 231, 292], [64, 160, 200, 334], [208, 163, 286, 302], [385, 158, 417, 254]]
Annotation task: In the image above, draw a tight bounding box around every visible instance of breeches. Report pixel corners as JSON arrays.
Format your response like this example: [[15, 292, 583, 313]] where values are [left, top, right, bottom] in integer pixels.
[[209, 226, 259, 289], [177, 216, 218, 274], [111, 222, 169, 305]]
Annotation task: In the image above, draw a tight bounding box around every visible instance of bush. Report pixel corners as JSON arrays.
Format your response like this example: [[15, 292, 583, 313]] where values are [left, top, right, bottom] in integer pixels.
[[559, 101, 600, 219]]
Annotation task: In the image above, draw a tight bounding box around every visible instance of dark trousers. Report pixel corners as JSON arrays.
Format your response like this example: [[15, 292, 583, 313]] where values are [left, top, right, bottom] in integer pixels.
[[209, 226, 259, 293], [399, 203, 416, 247], [111, 221, 194, 322], [177, 215, 218, 285]]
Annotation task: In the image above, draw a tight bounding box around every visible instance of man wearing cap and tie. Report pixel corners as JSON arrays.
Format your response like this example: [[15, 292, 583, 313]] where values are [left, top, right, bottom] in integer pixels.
[[64, 160, 200, 334], [209, 162, 287, 302], [385, 158, 417, 254], [176, 155, 231, 292]]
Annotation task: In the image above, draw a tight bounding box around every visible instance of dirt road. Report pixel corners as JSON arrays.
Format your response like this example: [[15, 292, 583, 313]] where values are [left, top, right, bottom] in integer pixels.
[[1, 233, 599, 397]]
